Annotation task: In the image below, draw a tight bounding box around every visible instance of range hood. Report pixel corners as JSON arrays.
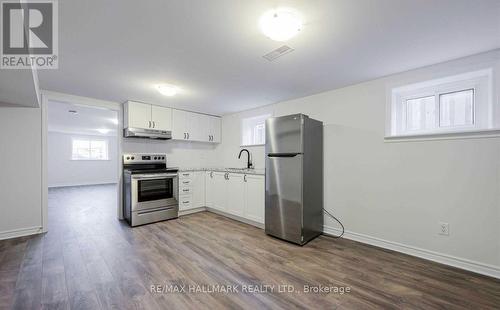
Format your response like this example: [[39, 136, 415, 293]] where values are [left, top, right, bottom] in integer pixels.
[[123, 127, 172, 140]]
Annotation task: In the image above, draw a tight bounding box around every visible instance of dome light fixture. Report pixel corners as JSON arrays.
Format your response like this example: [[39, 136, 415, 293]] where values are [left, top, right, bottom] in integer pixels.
[[96, 128, 111, 134], [156, 84, 179, 97], [259, 8, 302, 42]]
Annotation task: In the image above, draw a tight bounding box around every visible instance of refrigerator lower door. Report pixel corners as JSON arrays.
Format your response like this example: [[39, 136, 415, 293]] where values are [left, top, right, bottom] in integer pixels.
[[265, 154, 303, 244]]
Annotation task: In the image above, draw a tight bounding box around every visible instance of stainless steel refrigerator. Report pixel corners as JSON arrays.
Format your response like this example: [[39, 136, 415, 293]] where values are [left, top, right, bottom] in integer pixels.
[[265, 114, 323, 245]]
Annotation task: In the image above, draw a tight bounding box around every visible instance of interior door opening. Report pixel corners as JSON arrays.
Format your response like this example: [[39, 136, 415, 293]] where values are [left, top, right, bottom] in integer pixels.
[[46, 99, 120, 228]]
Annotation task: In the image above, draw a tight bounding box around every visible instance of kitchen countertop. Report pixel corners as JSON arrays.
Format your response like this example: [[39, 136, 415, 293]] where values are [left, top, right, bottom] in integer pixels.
[[178, 167, 265, 175]]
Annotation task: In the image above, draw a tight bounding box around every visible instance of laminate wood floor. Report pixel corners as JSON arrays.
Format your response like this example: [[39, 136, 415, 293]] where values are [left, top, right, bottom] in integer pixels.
[[1, 185, 499, 309]]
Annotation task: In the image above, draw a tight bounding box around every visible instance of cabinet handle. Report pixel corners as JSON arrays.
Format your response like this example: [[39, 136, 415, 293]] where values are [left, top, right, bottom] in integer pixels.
[[184, 133, 186, 139], [153, 121, 156, 128], [183, 201, 190, 204], [182, 181, 190, 184], [244, 174, 247, 182], [187, 132, 190, 140], [210, 171, 213, 178], [183, 189, 189, 192], [182, 173, 190, 176], [149, 121, 151, 128]]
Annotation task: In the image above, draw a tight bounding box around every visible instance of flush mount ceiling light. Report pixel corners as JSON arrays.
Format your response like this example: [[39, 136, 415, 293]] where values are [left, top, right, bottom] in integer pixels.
[[259, 8, 302, 42], [156, 84, 179, 97], [96, 128, 111, 134]]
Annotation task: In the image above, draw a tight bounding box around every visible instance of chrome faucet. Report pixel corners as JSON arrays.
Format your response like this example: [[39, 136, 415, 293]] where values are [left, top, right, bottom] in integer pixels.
[[238, 149, 253, 169]]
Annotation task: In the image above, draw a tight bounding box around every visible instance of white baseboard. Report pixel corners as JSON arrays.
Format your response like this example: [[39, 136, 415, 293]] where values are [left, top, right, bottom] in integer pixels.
[[207, 208, 264, 229], [49, 181, 117, 188], [179, 207, 206, 216], [0, 226, 43, 240], [323, 225, 500, 279]]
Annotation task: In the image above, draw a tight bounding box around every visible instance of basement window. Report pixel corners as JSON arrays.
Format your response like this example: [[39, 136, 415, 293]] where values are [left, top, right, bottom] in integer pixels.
[[241, 114, 271, 146], [72, 139, 109, 160], [387, 69, 495, 138]]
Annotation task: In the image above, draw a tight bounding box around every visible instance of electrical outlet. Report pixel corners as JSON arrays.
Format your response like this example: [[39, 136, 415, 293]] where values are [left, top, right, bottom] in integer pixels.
[[439, 222, 450, 236]]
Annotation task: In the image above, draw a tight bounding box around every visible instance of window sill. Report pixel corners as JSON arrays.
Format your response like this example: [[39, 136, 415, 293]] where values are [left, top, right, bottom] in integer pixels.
[[240, 144, 265, 147], [71, 159, 111, 161], [384, 128, 500, 143]]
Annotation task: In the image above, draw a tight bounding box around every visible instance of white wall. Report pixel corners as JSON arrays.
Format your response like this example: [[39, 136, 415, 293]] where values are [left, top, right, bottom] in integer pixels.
[[0, 107, 43, 239], [48, 132, 119, 187], [216, 50, 500, 277]]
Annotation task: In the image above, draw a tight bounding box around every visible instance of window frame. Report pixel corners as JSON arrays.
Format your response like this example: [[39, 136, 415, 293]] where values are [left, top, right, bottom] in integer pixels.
[[438, 88, 475, 129], [388, 69, 494, 138], [241, 114, 271, 146], [71, 138, 109, 161]]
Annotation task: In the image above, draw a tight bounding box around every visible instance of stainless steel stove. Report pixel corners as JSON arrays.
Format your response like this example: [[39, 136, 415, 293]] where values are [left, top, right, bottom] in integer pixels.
[[122, 153, 178, 226]]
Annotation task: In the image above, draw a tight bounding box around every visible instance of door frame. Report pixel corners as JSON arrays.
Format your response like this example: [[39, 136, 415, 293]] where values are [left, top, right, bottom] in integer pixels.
[[41, 90, 124, 232]]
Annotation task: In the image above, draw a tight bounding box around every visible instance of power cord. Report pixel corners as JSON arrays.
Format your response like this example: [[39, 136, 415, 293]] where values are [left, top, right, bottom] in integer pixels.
[[323, 208, 344, 238]]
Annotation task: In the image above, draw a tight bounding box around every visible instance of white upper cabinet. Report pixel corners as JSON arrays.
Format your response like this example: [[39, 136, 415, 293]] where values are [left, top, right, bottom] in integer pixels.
[[208, 116, 221, 143], [124, 101, 151, 129], [124, 101, 221, 143], [190, 112, 208, 142], [151, 105, 172, 131], [124, 101, 172, 131], [172, 109, 191, 140], [172, 109, 221, 143]]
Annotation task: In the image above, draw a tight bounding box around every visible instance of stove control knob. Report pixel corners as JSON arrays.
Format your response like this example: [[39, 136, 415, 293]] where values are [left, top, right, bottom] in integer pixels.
[[131, 157, 135, 160], [154, 157, 157, 160], [162, 156, 165, 160], [126, 157, 130, 160]]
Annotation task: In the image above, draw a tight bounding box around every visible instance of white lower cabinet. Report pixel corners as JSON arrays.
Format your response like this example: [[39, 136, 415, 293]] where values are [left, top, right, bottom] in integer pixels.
[[205, 171, 228, 212], [205, 171, 215, 208], [205, 171, 264, 225], [182, 170, 265, 225], [243, 174, 265, 224], [212, 172, 228, 212], [226, 173, 245, 217], [192, 172, 206, 208]]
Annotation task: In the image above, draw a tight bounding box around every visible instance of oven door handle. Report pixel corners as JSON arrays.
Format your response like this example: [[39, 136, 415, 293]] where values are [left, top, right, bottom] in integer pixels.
[[132, 174, 178, 180]]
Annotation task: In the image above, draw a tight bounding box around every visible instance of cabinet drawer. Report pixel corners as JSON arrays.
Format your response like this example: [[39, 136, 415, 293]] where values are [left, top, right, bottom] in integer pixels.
[[179, 172, 193, 179], [179, 195, 193, 210], [179, 187, 191, 194]]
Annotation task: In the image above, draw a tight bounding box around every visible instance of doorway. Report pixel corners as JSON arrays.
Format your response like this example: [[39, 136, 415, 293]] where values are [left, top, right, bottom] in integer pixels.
[[42, 93, 123, 232]]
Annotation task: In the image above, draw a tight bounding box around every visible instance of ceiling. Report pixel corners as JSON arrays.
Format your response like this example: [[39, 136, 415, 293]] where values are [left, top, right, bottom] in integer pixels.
[[38, 0, 500, 115], [48, 100, 118, 136]]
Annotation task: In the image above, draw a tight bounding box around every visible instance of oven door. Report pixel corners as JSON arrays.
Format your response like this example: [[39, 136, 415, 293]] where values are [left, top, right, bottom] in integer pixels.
[[131, 173, 178, 212]]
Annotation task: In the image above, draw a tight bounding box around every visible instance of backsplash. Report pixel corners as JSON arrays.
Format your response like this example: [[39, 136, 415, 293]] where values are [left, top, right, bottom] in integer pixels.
[[121, 138, 219, 168]]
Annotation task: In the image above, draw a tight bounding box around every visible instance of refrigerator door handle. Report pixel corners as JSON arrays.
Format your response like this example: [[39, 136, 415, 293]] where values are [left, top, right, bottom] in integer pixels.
[[267, 153, 300, 158]]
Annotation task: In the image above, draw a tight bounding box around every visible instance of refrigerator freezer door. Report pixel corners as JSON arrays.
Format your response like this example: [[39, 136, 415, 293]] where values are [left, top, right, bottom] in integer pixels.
[[265, 154, 303, 244], [265, 114, 303, 155]]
